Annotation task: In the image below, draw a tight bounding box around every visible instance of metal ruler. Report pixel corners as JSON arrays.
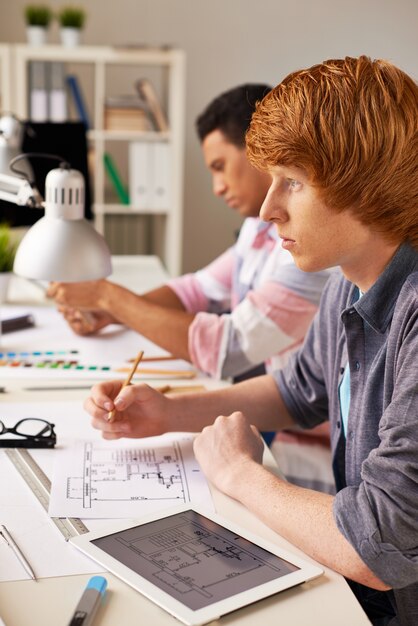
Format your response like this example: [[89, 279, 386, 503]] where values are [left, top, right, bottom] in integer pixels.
[[5, 448, 89, 541]]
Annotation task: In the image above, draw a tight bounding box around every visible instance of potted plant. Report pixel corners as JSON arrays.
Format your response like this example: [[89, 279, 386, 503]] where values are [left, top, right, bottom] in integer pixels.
[[24, 5, 53, 45], [0, 223, 18, 303], [58, 6, 86, 47]]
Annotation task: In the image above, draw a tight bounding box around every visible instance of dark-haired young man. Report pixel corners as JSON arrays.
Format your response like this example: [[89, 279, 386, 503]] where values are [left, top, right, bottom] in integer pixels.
[[48, 84, 332, 382], [84, 57, 418, 625]]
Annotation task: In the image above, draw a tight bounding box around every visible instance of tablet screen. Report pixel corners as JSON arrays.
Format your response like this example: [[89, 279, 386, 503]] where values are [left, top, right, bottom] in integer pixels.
[[92, 509, 299, 610]]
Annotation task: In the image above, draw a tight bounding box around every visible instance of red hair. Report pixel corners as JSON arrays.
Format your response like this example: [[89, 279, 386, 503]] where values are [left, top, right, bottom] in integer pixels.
[[247, 56, 418, 248]]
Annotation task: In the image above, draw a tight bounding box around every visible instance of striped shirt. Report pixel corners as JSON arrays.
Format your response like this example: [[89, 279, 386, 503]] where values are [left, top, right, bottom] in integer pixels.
[[168, 217, 334, 379]]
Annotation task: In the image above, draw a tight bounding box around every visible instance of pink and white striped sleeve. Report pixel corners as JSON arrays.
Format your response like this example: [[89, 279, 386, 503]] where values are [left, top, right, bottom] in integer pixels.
[[167, 248, 234, 314], [187, 280, 320, 379]]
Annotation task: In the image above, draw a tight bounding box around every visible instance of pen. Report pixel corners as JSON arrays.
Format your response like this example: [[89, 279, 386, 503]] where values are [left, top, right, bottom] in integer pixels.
[[107, 349, 144, 423], [0, 524, 36, 581], [68, 576, 107, 626]]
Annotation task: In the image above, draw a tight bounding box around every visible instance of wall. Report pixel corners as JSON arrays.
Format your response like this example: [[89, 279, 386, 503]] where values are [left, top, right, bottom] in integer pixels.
[[1, 0, 417, 273]]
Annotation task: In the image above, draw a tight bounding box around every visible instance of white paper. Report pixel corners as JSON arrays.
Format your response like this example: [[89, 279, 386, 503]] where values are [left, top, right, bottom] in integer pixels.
[[0, 401, 108, 582], [0, 305, 195, 380], [49, 435, 213, 518], [0, 401, 211, 582]]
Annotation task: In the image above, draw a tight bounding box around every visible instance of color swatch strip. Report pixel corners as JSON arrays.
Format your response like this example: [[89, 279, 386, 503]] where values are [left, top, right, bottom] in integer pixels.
[[0, 358, 110, 371], [0, 350, 79, 358]]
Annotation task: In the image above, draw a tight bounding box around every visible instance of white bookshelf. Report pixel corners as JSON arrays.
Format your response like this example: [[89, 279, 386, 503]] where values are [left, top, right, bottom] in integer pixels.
[[10, 44, 186, 276]]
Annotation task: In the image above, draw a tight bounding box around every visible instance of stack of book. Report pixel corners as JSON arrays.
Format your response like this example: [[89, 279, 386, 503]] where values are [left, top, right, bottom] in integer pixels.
[[104, 95, 151, 132], [135, 79, 169, 132]]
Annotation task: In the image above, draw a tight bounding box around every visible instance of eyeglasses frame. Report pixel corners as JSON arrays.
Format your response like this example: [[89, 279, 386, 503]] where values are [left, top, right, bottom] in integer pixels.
[[0, 418, 56, 448]]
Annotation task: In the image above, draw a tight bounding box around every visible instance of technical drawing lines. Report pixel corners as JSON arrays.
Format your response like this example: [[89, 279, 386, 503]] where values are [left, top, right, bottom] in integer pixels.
[[66, 440, 190, 509], [114, 514, 284, 599]]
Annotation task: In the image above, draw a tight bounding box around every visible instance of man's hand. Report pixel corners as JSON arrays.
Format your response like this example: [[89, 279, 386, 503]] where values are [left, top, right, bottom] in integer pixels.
[[83, 381, 172, 439], [47, 280, 112, 311], [193, 411, 264, 496], [47, 280, 118, 334], [59, 307, 115, 335]]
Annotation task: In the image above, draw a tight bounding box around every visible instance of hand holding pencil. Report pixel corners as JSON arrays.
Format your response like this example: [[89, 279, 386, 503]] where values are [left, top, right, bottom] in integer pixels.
[[107, 350, 144, 423]]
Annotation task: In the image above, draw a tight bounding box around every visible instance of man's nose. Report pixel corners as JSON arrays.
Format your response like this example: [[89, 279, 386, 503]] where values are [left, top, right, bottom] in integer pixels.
[[213, 175, 227, 197], [260, 188, 287, 223]]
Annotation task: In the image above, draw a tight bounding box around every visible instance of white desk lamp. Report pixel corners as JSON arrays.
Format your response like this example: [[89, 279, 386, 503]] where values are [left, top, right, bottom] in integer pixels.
[[0, 152, 112, 282]]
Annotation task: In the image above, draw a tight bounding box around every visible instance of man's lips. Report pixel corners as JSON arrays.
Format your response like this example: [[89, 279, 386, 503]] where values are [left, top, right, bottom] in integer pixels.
[[279, 234, 295, 243]]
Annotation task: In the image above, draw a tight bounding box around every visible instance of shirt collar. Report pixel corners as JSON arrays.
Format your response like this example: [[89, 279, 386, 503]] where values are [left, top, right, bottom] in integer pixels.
[[253, 219, 278, 247], [351, 243, 418, 333]]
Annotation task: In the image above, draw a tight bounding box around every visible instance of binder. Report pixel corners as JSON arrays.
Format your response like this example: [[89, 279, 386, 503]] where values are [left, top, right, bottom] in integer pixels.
[[129, 141, 171, 210], [152, 141, 170, 210], [29, 61, 48, 122], [129, 141, 152, 208], [104, 153, 130, 205], [66, 74, 90, 129], [49, 62, 67, 122]]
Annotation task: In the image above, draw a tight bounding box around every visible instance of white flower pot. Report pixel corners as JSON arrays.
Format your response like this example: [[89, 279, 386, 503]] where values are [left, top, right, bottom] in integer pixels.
[[26, 25, 48, 46], [0, 272, 12, 303], [60, 27, 82, 47]]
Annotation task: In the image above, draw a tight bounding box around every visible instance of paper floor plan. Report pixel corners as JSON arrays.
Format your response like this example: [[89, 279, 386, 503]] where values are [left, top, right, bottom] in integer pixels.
[[72, 441, 188, 508], [49, 435, 214, 518]]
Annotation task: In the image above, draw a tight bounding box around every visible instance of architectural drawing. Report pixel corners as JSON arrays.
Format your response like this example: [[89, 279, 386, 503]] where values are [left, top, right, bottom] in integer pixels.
[[49, 436, 213, 518], [93, 510, 299, 610], [68, 441, 189, 508]]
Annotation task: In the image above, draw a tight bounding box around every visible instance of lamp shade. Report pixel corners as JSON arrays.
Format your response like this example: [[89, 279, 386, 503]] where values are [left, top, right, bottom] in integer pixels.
[[13, 166, 112, 281], [14, 216, 112, 281]]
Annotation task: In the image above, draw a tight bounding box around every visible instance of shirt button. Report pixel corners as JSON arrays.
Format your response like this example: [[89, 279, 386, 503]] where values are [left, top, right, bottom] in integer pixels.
[[355, 361, 360, 371], [337, 421, 341, 429]]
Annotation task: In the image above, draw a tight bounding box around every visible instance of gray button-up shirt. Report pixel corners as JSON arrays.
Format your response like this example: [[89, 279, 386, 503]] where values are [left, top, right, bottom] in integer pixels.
[[274, 243, 418, 625]]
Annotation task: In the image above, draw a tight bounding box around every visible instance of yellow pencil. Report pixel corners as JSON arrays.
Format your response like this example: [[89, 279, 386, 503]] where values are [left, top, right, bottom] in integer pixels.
[[155, 385, 206, 394], [115, 367, 196, 378], [107, 350, 144, 423], [128, 355, 177, 363]]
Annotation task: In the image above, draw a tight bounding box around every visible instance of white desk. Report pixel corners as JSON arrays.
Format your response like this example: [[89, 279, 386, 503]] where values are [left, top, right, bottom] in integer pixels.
[[0, 256, 370, 626]]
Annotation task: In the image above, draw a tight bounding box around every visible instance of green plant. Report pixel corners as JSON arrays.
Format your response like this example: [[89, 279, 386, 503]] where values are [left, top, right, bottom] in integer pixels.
[[58, 6, 86, 28], [0, 223, 18, 273], [24, 5, 53, 27]]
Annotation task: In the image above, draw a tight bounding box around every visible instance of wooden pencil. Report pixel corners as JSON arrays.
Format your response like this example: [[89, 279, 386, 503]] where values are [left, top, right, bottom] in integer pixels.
[[155, 385, 206, 394], [127, 355, 177, 363], [107, 350, 144, 423], [115, 367, 196, 378]]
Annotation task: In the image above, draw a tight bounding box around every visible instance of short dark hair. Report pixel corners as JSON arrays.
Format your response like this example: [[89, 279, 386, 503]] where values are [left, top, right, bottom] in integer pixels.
[[196, 83, 272, 147]]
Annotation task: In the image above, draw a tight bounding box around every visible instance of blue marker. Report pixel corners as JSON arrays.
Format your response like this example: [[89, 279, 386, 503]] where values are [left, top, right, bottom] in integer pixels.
[[68, 576, 107, 626]]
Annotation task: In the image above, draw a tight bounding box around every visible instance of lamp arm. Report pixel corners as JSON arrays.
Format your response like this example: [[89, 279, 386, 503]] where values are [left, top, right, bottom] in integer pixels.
[[0, 171, 43, 208]]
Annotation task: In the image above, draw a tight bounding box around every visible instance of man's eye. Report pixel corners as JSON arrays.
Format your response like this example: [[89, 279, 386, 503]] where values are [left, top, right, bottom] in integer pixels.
[[211, 161, 224, 172], [288, 179, 301, 190]]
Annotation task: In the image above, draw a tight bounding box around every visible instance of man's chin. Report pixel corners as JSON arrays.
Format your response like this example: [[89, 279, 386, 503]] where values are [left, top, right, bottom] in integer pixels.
[[236, 206, 260, 219]]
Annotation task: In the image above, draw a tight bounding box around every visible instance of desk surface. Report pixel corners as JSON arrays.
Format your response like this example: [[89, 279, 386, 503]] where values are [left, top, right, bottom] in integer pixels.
[[5, 254, 171, 306], [0, 256, 370, 626]]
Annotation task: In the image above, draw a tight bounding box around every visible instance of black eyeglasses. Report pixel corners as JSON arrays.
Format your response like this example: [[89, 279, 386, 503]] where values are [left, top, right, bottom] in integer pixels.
[[0, 418, 56, 448]]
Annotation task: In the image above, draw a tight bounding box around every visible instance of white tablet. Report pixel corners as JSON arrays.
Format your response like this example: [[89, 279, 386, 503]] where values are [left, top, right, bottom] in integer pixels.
[[70, 503, 323, 625]]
